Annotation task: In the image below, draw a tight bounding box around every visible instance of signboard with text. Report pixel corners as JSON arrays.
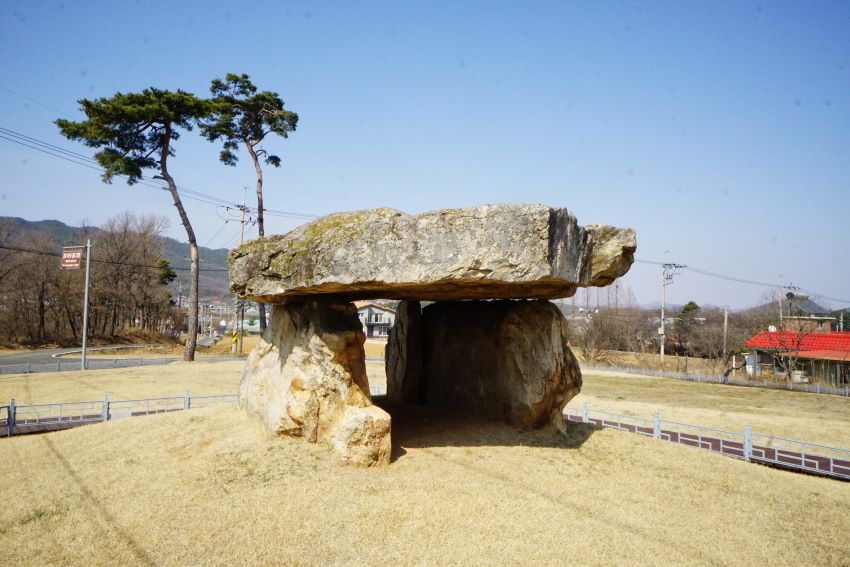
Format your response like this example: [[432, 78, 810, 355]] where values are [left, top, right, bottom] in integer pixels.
[[60, 247, 83, 270]]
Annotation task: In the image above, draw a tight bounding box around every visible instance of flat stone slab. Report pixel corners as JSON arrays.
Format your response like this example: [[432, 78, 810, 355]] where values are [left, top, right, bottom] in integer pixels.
[[229, 204, 636, 302]]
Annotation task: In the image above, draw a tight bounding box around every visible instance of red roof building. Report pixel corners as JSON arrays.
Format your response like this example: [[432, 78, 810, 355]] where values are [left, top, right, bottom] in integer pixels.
[[744, 331, 850, 384], [745, 331, 850, 356]]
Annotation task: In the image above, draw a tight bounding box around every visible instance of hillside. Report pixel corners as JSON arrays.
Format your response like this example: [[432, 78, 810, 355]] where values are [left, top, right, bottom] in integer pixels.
[[1, 217, 232, 300]]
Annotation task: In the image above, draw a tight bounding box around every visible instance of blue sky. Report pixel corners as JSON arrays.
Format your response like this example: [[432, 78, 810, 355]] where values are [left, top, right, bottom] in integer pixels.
[[1, 1, 848, 309]]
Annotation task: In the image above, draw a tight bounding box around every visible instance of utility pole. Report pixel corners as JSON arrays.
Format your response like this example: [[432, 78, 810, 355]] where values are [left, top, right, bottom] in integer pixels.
[[660, 263, 685, 365], [81, 239, 91, 371], [722, 305, 729, 364], [778, 276, 784, 323], [239, 186, 247, 354]]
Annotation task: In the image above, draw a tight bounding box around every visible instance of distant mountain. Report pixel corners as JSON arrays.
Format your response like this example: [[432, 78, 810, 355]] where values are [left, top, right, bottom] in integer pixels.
[[1, 216, 232, 300]]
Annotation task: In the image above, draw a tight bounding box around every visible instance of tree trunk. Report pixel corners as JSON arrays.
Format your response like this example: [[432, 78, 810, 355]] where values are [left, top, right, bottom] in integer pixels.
[[247, 142, 268, 333], [159, 123, 199, 361]]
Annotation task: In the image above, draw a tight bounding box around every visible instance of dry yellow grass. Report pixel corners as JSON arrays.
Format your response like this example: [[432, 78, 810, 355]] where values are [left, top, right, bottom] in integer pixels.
[[4, 360, 848, 450], [85, 335, 262, 358], [0, 362, 245, 404], [0, 404, 848, 566], [0, 360, 386, 406], [364, 340, 386, 358], [578, 369, 850, 448], [203, 334, 263, 356]]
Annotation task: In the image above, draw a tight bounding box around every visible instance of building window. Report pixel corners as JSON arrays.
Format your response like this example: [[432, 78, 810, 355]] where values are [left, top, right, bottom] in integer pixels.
[[373, 312, 383, 323]]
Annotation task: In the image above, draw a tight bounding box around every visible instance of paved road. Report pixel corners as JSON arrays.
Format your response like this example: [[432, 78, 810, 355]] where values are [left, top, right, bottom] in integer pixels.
[[0, 344, 168, 366], [0, 347, 83, 366]]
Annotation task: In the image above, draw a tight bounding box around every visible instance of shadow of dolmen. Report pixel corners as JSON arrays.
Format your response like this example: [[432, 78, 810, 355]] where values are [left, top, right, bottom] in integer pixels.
[[373, 396, 597, 463]]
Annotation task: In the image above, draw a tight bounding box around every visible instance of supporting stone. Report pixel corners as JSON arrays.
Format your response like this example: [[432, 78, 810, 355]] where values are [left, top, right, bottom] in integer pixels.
[[238, 298, 391, 466], [386, 300, 424, 404], [387, 299, 580, 430]]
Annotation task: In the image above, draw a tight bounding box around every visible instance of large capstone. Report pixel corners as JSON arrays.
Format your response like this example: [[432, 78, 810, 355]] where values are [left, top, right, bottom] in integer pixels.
[[238, 299, 391, 466], [229, 204, 635, 302], [386, 299, 580, 430]]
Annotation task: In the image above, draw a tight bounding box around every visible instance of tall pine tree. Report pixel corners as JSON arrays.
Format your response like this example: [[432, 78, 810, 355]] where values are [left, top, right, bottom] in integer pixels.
[[202, 73, 298, 332], [57, 88, 212, 360]]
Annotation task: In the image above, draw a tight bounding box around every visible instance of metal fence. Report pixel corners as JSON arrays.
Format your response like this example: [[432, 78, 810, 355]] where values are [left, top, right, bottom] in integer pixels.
[[582, 364, 850, 397], [564, 402, 850, 481], [0, 356, 241, 375], [1, 391, 239, 437]]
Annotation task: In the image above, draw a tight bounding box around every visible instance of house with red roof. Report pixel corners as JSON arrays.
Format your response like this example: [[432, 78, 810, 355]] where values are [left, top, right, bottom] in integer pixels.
[[744, 330, 850, 385]]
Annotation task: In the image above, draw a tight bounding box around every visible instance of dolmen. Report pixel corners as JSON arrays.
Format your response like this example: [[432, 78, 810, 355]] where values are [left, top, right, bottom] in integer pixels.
[[228, 204, 636, 466]]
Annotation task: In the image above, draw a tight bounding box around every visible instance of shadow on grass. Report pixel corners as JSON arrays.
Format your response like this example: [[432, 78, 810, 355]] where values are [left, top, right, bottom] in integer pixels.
[[42, 436, 156, 566], [374, 397, 597, 462]]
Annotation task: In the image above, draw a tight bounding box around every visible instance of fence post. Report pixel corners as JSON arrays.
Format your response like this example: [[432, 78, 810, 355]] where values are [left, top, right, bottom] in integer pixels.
[[653, 411, 661, 439], [102, 394, 109, 422], [8, 398, 15, 437], [56, 362, 61, 372], [138, 358, 143, 367], [26, 362, 30, 374], [816, 384, 820, 395], [582, 401, 589, 424], [743, 425, 752, 462], [184, 390, 190, 411]]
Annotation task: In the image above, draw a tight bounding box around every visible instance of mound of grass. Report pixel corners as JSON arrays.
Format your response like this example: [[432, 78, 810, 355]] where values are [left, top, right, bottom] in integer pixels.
[[1, 404, 848, 565]]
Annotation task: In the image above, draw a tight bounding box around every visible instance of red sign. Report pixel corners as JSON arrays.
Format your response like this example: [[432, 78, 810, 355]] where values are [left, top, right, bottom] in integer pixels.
[[60, 247, 83, 270]]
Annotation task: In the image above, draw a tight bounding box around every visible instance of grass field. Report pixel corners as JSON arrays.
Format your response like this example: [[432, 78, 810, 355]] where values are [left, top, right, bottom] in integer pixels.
[[1, 402, 848, 566], [85, 336, 383, 359], [576, 369, 850, 448], [0, 360, 387, 406], [0, 362, 245, 405], [2, 360, 848, 449], [1, 361, 849, 564]]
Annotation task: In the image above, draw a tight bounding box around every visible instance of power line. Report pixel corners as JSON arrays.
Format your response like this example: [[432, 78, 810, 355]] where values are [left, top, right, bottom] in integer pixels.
[[0, 244, 228, 272], [0, 85, 72, 118], [635, 259, 850, 305], [0, 125, 320, 221]]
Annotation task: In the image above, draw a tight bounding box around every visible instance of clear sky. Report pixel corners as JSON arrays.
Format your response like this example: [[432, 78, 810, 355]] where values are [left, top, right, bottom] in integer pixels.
[[1, 1, 848, 309]]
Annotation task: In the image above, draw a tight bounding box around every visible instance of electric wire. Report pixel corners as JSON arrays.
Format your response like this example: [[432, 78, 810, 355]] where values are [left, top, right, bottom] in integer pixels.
[[2, 125, 845, 303], [0, 244, 228, 272], [635, 259, 850, 305], [0, 125, 320, 220]]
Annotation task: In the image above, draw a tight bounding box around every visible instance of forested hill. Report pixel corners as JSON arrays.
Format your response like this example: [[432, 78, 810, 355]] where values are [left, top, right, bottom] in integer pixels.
[[1, 217, 232, 300]]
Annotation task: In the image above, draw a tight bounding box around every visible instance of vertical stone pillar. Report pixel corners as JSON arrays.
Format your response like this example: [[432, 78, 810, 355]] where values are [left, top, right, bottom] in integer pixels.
[[386, 299, 581, 431], [386, 300, 424, 404], [238, 298, 391, 466]]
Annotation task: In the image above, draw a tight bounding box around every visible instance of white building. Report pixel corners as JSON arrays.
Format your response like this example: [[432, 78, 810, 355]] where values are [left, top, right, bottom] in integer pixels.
[[354, 301, 396, 338]]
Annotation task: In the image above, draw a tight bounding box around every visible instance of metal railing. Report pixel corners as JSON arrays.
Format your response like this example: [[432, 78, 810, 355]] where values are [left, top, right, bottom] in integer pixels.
[[1, 391, 238, 437], [564, 402, 850, 481], [581, 364, 850, 397], [0, 356, 241, 375]]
